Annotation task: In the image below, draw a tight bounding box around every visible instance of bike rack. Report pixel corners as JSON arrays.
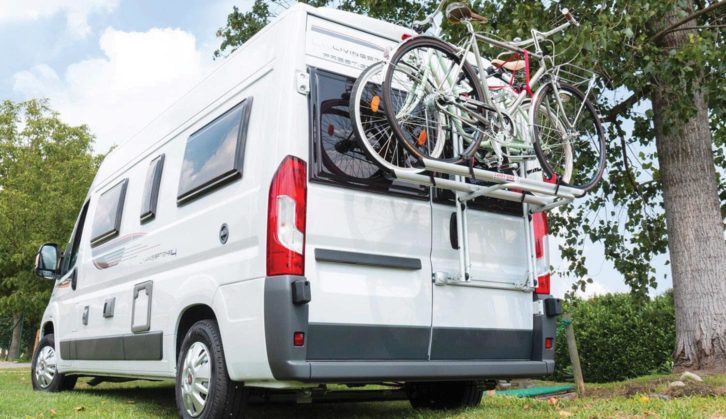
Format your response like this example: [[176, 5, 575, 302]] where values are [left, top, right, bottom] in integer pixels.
[[389, 155, 584, 291], [391, 159, 584, 213]]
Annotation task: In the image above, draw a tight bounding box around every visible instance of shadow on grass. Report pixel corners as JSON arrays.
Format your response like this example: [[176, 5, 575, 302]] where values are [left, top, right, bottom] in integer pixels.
[[75, 382, 422, 418]]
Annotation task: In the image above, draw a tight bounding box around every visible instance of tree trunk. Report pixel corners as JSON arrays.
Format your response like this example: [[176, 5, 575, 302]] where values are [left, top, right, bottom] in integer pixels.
[[651, 3, 726, 372], [7, 312, 22, 361]]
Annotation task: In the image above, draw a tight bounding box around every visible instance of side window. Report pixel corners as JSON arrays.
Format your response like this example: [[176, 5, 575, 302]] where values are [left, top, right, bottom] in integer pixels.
[[140, 154, 165, 223], [309, 68, 427, 199], [177, 98, 253, 205], [63, 200, 90, 273], [91, 179, 128, 247]]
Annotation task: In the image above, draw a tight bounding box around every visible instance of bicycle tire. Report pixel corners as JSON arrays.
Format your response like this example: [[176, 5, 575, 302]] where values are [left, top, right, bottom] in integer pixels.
[[349, 62, 422, 174], [531, 81, 606, 191], [382, 36, 487, 164]]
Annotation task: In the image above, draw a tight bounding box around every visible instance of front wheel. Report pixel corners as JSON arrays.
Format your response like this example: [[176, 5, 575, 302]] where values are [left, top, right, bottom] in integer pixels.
[[382, 36, 487, 164], [531, 81, 606, 191], [176, 320, 246, 418], [31, 333, 77, 392]]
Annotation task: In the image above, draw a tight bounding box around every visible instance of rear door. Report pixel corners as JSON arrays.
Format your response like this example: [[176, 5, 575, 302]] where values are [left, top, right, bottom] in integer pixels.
[[430, 189, 535, 360], [303, 17, 433, 361]]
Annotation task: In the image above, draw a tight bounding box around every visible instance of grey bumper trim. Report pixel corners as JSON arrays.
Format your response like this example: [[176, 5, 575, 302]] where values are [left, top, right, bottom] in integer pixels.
[[284, 360, 553, 382], [314, 248, 421, 270]]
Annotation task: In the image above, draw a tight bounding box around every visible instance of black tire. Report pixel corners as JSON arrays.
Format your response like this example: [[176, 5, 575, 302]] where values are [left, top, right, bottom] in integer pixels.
[[382, 36, 487, 164], [31, 333, 77, 392], [175, 320, 246, 418], [531, 81, 606, 191], [406, 381, 483, 410]]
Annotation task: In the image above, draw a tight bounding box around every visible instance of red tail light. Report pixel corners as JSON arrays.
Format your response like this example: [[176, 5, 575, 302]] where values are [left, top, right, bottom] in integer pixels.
[[267, 156, 307, 276], [293, 331, 305, 347], [533, 212, 550, 295]]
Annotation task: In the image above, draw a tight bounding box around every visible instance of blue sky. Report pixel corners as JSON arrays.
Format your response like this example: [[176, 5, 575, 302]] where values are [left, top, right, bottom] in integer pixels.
[[0, 0, 672, 298], [1, 0, 251, 152]]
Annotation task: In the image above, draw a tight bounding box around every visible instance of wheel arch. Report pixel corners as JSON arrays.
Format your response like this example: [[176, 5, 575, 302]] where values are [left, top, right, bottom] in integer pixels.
[[41, 321, 54, 338], [175, 304, 218, 363]]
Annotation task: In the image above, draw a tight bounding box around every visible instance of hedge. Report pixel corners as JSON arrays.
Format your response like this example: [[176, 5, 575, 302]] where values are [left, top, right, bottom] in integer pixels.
[[554, 291, 675, 383]]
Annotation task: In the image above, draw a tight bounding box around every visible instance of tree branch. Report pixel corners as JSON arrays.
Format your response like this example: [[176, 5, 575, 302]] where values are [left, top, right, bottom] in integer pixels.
[[649, 0, 726, 42], [604, 93, 641, 123]]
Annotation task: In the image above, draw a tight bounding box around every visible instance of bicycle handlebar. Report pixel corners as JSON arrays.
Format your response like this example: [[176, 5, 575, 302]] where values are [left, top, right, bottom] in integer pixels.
[[562, 8, 580, 27], [412, 0, 446, 33], [504, 9, 579, 49]]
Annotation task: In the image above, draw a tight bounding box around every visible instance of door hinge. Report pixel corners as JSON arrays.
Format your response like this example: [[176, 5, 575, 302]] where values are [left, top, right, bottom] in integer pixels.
[[296, 71, 310, 95]]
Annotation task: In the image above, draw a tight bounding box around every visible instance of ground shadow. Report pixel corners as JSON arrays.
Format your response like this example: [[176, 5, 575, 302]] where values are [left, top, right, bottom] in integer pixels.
[[74, 381, 427, 418]]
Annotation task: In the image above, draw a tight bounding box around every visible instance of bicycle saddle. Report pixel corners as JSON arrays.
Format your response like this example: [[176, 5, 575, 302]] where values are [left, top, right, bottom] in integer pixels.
[[446, 2, 488, 24], [491, 59, 526, 71]]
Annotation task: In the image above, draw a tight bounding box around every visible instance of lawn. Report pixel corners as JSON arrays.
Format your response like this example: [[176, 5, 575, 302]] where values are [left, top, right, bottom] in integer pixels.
[[1, 368, 725, 418]]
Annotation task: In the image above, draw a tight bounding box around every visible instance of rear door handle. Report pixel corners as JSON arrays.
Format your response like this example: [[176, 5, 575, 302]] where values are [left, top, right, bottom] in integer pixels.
[[449, 212, 459, 249], [82, 306, 89, 326]]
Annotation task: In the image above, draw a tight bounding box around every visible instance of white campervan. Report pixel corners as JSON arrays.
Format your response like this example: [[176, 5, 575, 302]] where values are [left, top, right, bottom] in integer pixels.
[[30, 4, 561, 417]]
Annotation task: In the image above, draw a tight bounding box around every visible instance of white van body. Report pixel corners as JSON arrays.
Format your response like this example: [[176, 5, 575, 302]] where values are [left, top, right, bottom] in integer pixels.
[[37, 3, 558, 392]]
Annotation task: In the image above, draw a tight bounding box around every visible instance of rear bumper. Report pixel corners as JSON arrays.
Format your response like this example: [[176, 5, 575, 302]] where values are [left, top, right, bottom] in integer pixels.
[[273, 359, 553, 383], [265, 275, 558, 383]]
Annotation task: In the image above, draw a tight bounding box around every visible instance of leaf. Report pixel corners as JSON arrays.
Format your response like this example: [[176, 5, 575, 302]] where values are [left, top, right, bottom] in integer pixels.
[[74, 405, 86, 412], [558, 411, 573, 417], [548, 397, 559, 406]]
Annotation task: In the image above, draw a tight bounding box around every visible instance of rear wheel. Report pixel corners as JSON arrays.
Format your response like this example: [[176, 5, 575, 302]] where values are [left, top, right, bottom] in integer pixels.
[[406, 381, 483, 410], [383, 36, 487, 163], [350, 62, 422, 173], [175, 320, 246, 418], [31, 333, 77, 392]]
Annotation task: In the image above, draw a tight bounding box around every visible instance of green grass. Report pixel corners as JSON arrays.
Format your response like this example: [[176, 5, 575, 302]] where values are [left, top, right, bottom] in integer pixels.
[[1, 369, 725, 418]]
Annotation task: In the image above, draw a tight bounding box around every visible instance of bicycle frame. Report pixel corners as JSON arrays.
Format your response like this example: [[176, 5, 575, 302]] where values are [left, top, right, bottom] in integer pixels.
[[389, 5, 590, 165]]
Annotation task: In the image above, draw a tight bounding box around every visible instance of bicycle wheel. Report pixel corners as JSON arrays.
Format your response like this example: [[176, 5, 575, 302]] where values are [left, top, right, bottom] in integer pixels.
[[350, 62, 422, 174], [382, 36, 487, 164], [320, 99, 384, 180], [531, 81, 606, 191]]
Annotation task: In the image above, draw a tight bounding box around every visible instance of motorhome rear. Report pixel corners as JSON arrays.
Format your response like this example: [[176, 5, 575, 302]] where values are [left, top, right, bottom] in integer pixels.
[[30, 4, 561, 417]]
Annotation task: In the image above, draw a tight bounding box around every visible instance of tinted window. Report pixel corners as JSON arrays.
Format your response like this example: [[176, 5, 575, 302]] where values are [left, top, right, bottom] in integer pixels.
[[177, 98, 252, 204], [141, 154, 165, 223], [91, 179, 128, 247], [66, 201, 90, 271], [309, 68, 427, 199]]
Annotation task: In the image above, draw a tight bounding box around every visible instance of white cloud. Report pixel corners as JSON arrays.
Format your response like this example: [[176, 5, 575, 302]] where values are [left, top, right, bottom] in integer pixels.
[[0, 0, 118, 38], [550, 275, 610, 300], [577, 279, 609, 299], [13, 27, 214, 153]]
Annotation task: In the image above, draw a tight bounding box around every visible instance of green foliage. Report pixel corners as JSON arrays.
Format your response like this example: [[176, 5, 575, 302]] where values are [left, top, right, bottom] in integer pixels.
[[214, 0, 725, 299], [555, 292, 675, 383], [0, 99, 100, 333]]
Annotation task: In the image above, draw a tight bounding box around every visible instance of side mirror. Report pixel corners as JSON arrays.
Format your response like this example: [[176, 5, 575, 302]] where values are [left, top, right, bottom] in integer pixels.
[[34, 243, 60, 280]]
